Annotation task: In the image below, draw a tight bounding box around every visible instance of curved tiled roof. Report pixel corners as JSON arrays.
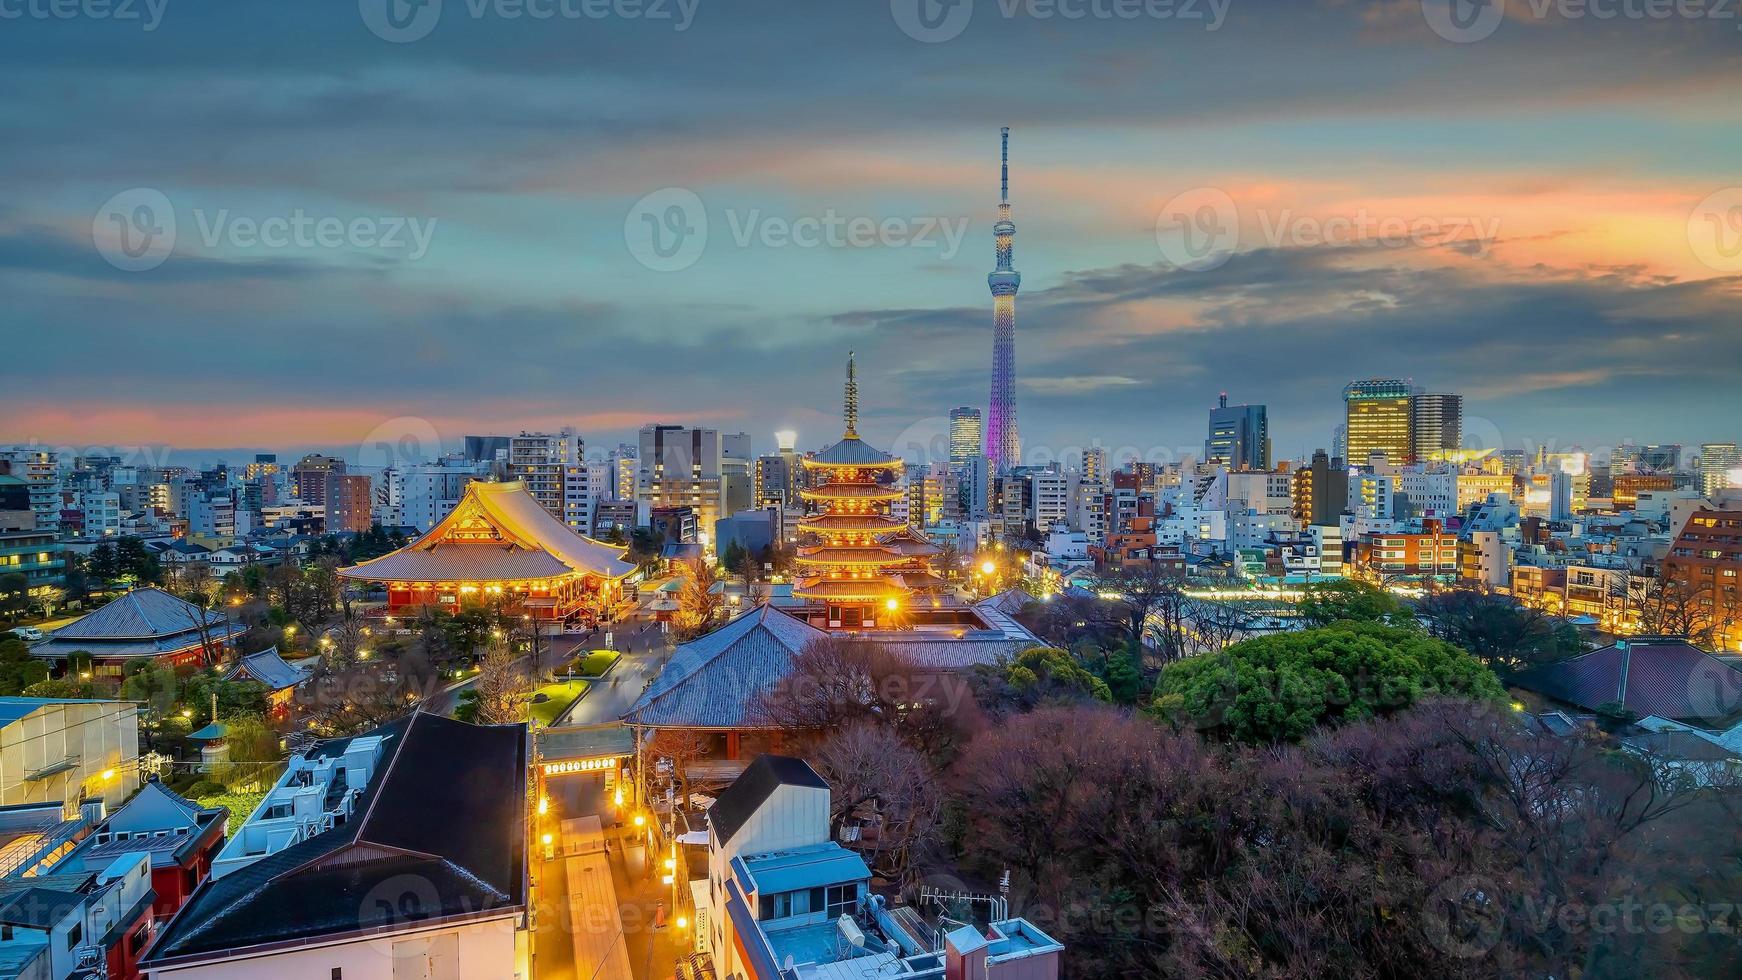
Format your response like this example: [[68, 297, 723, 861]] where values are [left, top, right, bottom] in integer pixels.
[[805, 435, 899, 468], [799, 483, 903, 501], [794, 514, 908, 534], [51, 587, 226, 640], [340, 480, 634, 584], [622, 605, 824, 729]]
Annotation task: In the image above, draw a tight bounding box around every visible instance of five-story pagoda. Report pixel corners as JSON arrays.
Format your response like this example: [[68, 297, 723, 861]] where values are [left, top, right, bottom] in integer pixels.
[[793, 353, 943, 629]]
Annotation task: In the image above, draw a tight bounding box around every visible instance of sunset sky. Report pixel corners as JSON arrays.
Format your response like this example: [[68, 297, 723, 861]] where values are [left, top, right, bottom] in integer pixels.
[[3, 0, 1740, 467]]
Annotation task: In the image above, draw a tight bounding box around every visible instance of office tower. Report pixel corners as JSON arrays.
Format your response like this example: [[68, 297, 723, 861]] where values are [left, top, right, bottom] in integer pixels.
[[508, 428, 592, 532], [1081, 446, 1107, 484], [984, 127, 1022, 473], [325, 472, 374, 533], [1204, 393, 1271, 471], [722, 432, 754, 516], [949, 407, 983, 466], [638, 424, 728, 537], [1343, 379, 1413, 464], [291, 454, 345, 506], [1410, 393, 1463, 461], [463, 435, 512, 465], [244, 453, 279, 481], [1291, 449, 1350, 526], [1697, 443, 1741, 497]]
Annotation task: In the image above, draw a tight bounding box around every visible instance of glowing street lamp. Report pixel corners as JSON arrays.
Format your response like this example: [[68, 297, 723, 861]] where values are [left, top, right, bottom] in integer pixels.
[[980, 560, 996, 576]]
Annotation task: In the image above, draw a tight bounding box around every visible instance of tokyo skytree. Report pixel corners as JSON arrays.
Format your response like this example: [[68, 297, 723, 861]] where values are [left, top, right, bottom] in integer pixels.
[[984, 126, 1022, 473]]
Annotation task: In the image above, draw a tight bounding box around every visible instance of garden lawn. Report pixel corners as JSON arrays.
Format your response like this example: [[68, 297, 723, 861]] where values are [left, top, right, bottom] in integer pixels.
[[529, 679, 591, 727], [573, 650, 621, 678]]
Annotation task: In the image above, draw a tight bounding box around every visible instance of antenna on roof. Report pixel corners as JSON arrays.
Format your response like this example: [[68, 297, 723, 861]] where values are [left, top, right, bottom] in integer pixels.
[[1000, 127, 1010, 204]]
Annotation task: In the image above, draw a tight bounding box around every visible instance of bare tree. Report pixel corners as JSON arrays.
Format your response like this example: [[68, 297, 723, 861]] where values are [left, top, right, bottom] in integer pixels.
[[812, 724, 941, 889], [648, 727, 710, 814], [471, 641, 530, 725]]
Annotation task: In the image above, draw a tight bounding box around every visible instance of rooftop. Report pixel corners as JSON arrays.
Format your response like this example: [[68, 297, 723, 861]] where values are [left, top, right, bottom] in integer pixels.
[[149, 712, 528, 963]]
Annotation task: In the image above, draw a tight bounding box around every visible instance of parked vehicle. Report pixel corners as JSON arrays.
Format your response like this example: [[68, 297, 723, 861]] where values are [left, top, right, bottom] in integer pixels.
[[7, 626, 45, 642]]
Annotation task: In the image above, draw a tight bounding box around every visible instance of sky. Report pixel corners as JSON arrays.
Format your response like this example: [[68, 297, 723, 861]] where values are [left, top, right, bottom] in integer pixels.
[[2, 0, 1740, 470]]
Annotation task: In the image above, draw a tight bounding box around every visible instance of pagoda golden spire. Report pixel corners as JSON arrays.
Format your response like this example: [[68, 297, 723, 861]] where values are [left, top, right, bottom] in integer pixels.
[[844, 350, 859, 437]]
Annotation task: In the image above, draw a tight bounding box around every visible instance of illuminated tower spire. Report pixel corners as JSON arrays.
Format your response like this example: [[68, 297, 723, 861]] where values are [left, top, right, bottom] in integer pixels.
[[985, 127, 1022, 473], [844, 350, 859, 437]]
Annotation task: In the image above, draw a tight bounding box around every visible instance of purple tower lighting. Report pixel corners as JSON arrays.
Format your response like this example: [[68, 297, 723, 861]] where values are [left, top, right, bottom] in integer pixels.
[[985, 126, 1022, 473]]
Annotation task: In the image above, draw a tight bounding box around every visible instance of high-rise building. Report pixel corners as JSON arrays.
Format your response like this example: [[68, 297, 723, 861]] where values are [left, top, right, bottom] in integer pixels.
[[1292, 449, 1349, 527], [638, 424, 727, 539], [291, 454, 345, 506], [508, 428, 590, 532], [1343, 379, 1413, 464], [949, 407, 983, 466], [325, 473, 374, 533], [984, 128, 1022, 473], [244, 453, 279, 481], [463, 435, 512, 465], [1081, 447, 1107, 485], [1204, 393, 1271, 471], [0, 448, 60, 534], [722, 432, 755, 517], [1410, 393, 1464, 461], [1696, 443, 1741, 497]]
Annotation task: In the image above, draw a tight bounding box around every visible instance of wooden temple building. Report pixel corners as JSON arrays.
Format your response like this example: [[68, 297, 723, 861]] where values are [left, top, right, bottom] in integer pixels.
[[623, 354, 1044, 787], [791, 353, 951, 629], [338, 480, 635, 626]]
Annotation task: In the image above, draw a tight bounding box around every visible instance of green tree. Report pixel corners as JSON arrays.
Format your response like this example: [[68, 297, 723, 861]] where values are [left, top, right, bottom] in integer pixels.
[[179, 672, 269, 721], [1296, 579, 1410, 628], [212, 713, 283, 788], [1006, 647, 1112, 703], [23, 678, 91, 698], [1151, 622, 1504, 744], [0, 572, 29, 622], [0, 637, 49, 695], [120, 661, 180, 717]]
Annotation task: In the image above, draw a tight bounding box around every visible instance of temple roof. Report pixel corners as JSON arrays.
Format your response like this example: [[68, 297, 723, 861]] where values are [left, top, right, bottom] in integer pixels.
[[805, 435, 899, 468], [799, 483, 903, 501], [223, 646, 313, 692], [339, 481, 634, 584], [622, 605, 825, 729], [794, 546, 909, 565], [791, 577, 908, 600], [30, 588, 249, 661], [795, 513, 908, 533]]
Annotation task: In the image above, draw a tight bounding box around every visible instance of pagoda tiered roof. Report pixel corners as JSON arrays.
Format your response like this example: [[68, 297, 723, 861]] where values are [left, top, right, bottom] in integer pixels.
[[339, 480, 634, 585], [798, 483, 904, 502], [804, 434, 900, 469]]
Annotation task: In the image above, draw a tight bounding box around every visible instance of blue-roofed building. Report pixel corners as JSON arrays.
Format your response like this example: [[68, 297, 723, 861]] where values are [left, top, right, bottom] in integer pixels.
[[695, 755, 1063, 980], [26, 587, 247, 677], [221, 646, 313, 712], [623, 602, 1041, 788]]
